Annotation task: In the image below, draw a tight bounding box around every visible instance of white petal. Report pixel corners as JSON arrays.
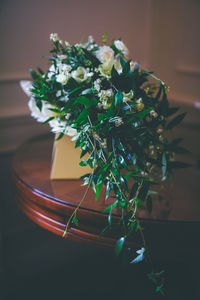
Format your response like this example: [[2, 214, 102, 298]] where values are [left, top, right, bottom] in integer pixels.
[[20, 80, 33, 97]]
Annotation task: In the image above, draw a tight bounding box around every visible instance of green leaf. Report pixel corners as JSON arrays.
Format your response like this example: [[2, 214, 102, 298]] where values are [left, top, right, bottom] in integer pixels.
[[118, 155, 127, 167], [102, 31, 108, 45], [56, 132, 64, 140], [37, 67, 44, 75], [29, 68, 39, 80], [80, 149, 88, 158], [68, 86, 82, 96], [72, 216, 78, 226], [35, 99, 42, 111], [74, 96, 97, 107], [42, 116, 54, 124], [146, 195, 152, 214], [115, 237, 125, 256], [158, 92, 169, 116], [75, 108, 88, 124], [79, 160, 88, 167], [154, 85, 162, 103], [108, 210, 112, 225], [89, 97, 98, 106], [118, 140, 126, 153], [122, 60, 131, 75], [98, 102, 115, 121], [119, 56, 126, 69], [115, 91, 123, 105], [130, 247, 145, 263], [125, 171, 134, 180], [74, 96, 90, 106], [103, 200, 118, 213], [111, 65, 120, 80], [139, 182, 150, 201], [95, 181, 103, 201], [48, 108, 61, 113], [129, 182, 139, 199], [166, 112, 186, 129], [162, 153, 167, 178], [82, 48, 100, 67], [136, 107, 152, 119], [105, 181, 110, 200]]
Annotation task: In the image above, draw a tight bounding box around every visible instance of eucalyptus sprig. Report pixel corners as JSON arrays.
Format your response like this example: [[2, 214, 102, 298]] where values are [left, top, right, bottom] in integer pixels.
[[21, 33, 189, 295]]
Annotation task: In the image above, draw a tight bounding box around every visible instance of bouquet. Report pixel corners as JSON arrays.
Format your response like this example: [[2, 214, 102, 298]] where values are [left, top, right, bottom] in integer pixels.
[[21, 33, 188, 294]]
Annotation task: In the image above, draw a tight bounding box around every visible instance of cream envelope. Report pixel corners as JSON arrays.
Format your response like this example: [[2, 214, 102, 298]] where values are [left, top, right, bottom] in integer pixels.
[[50, 135, 91, 179]]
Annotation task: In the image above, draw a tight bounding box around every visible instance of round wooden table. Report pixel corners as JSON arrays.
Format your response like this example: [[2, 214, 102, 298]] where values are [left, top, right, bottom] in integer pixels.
[[12, 135, 200, 259]]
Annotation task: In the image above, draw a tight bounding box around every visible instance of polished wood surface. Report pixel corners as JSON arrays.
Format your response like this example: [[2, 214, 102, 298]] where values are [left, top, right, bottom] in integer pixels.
[[12, 135, 200, 257]]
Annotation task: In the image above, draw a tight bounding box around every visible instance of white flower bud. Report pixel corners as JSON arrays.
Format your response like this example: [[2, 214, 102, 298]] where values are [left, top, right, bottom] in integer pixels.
[[56, 90, 62, 97], [135, 98, 144, 111], [150, 110, 158, 118], [88, 35, 94, 43], [157, 128, 163, 134], [64, 41, 70, 47], [123, 90, 134, 102], [115, 117, 123, 127], [50, 33, 60, 42], [94, 79, 101, 91], [130, 61, 138, 72], [114, 40, 129, 58]]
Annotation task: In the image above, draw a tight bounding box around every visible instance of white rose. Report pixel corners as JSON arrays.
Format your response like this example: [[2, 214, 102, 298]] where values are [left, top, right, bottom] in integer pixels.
[[20, 80, 33, 97], [71, 66, 88, 82], [114, 40, 129, 58], [95, 46, 114, 64], [98, 60, 113, 78], [56, 73, 69, 85], [28, 98, 54, 122]]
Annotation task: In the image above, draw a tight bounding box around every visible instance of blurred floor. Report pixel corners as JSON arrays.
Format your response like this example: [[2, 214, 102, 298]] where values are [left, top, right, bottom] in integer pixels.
[[0, 153, 200, 300]]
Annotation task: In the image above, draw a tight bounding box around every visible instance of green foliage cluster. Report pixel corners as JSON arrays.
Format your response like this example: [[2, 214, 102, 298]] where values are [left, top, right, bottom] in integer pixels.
[[29, 34, 188, 295]]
